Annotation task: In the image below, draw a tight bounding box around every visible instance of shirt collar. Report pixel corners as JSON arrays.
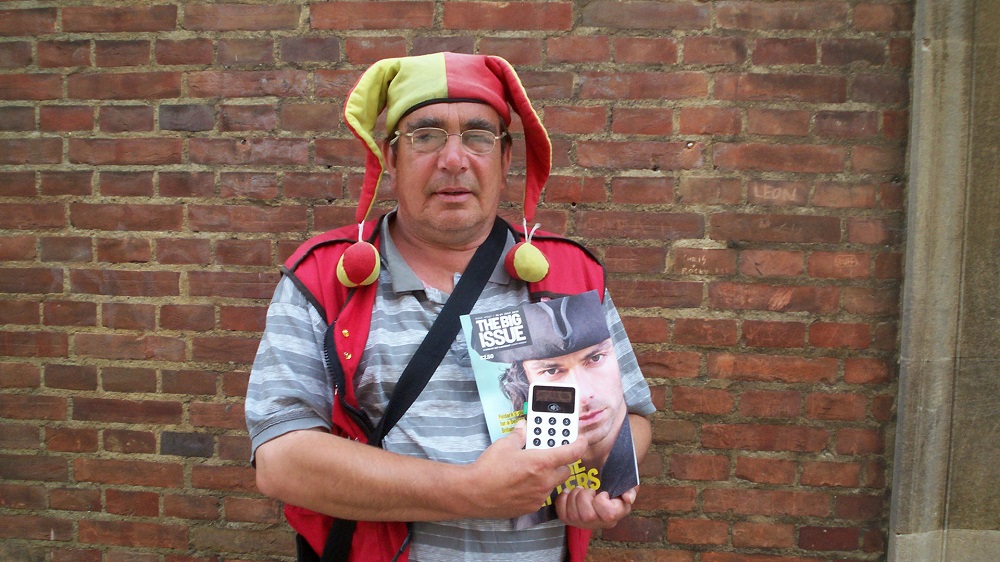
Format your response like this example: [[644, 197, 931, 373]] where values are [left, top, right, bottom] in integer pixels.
[[379, 210, 515, 296]]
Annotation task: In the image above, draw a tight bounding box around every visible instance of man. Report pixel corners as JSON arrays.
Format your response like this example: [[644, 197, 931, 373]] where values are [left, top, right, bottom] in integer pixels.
[[246, 52, 655, 562]]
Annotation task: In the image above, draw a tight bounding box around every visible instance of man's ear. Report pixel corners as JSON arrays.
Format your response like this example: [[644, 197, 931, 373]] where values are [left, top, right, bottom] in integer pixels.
[[381, 138, 397, 195]]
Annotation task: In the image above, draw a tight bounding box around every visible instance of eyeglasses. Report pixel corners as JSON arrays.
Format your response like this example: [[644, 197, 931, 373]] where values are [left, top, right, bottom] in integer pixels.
[[390, 127, 507, 155]]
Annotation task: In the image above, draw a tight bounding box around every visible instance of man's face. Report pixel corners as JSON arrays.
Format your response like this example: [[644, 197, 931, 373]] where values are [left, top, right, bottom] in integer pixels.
[[521, 338, 626, 449], [383, 102, 511, 248]]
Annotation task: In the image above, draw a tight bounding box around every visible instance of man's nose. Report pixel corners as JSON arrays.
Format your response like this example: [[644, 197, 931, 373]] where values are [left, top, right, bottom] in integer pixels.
[[438, 134, 468, 171]]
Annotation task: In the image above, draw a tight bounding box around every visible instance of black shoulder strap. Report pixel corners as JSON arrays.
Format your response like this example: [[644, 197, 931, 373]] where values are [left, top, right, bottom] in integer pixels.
[[318, 217, 508, 562]]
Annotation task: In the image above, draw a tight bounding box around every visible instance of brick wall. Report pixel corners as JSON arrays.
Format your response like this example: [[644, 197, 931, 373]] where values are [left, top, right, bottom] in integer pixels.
[[0, 2, 911, 560]]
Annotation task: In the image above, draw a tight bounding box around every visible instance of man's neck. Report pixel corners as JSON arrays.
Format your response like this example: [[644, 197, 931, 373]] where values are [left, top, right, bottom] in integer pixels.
[[388, 217, 493, 293]]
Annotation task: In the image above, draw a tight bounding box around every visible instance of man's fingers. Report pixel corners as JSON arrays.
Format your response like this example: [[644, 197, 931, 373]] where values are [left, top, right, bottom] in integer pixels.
[[544, 435, 588, 467]]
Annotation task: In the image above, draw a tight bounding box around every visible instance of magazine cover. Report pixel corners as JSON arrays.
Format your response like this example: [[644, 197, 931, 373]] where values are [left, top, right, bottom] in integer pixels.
[[460, 290, 640, 529]]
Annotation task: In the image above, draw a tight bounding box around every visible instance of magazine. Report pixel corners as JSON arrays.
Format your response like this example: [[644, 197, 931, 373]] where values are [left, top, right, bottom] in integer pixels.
[[460, 290, 640, 529]]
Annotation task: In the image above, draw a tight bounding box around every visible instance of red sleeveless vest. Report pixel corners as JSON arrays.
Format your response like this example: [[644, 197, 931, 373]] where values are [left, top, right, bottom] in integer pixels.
[[279, 217, 606, 561]]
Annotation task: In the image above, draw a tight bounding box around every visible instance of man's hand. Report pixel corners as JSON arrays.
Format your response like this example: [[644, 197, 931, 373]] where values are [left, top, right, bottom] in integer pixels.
[[554, 485, 637, 529], [460, 420, 588, 519]]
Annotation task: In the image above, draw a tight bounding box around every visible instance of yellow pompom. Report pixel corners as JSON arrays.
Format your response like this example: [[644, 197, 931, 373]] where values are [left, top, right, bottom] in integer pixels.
[[504, 241, 549, 283]]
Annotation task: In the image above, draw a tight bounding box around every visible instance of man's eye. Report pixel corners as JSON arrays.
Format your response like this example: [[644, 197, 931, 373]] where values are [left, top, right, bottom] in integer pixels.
[[587, 353, 606, 365], [411, 130, 441, 143]]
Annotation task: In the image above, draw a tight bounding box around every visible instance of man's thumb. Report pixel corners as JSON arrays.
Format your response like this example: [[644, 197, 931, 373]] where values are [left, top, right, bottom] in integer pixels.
[[504, 419, 528, 449]]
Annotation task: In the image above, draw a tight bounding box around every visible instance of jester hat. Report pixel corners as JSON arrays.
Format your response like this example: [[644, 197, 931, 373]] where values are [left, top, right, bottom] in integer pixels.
[[344, 52, 551, 224]]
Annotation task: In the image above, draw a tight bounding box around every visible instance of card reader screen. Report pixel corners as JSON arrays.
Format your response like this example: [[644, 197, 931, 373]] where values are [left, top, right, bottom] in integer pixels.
[[531, 386, 576, 414]]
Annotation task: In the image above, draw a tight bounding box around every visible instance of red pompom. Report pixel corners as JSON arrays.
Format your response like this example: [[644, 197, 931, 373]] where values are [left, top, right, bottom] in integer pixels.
[[337, 241, 380, 287]]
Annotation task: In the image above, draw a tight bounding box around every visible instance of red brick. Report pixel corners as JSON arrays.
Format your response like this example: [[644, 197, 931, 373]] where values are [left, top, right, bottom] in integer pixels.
[[734, 456, 797, 484], [74, 458, 183, 487], [716, 211, 839, 244], [806, 392, 868, 421], [99, 105, 155, 133], [548, 36, 610, 63], [836, 428, 884, 455], [191, 465, 257, 493], [674, 319, 738, 347], [95, 40, 151, 67], [847, 216, 901, 245], [703, 488, 831, 517], [747, 108, 810, 136], [224, 496, 284, 523], [73, 397, 181, 424], [0, 331, 69, 358], [50, 488, 101, 512], [612, 107, 674, 135], [100, 171, 154, 196], [44, 364, 97, 391], [190, 138, 308, 165], [802, 461, 862, 487], [710, 353, 837, 383], [809, 322, 871, 350], [708, 283, 839, 314], [841, 285, 899, 316], [854, 3, 913, 32], [219, 306, 267, 332], [188, 204, 307, 234], [679, 107, 741, 135], [614, 37, 679, 64], [314, 69, 362, 98], [634, 485, 697, 512], [69, 138, 182, 165], [580, 1, 710, 30], [589, 549, 694, 562], [600, 516, 666, 543], [218, 173, 278, 200], [852, 73, 909, 104], [741, 321, 806, 349], [578, 139, 703, 171], [0, 171, 36, 197], [218, 38, 275, 66], [281, 37, 341, 63], [79, 520, 187, 549], [703, 424, 829, 452], [0, 8, 56, 35], [477, 38, 543, 65], [0, 514, 73, 541], [670, 453, 729, 481], [0, 362, 40, 388], [189, 70, 308, 98], [607, 279, 703, 309], [160, 305, 215, 332], [41, 106, 94, 132], [1, 300, 39, 325], [0, 453, 68, 481], [652, 419, 699, 444], [581, 71, 708, 100], [545, 175, 607, 204], [733, 522, 795, 548], [619, 316, 670, 344], [853, 144, 905, 174], [106, 489, 159, 517], [39, 171, 92, 196], [672, 248, 737, 276], [158, 238, 211, 265], [189, 270, 279, 299], [821, 38, 887, 66], [74, 333, 185, 361], [609, 177, 672, 205], [799, 526, 859, 551], [602, 246, 667, 274], [667, 518, 728, 545], [0, 138, 62, 164], [102, 367, 157, 393], [578, 211, 703, 241], [103, 429, 156, 454], [683, 36, 746, 65], [754, 38, 817, 65], [716, 73, 846, 103], [164, 494, 220, 520], [163, 370, 218, 396], [835, 494, 884, 520], [0, 423, 40, 449], [808, 252, 870, 279], [0, 483, 46, 509], [190, 527, 294, 556], [0, 42, 32, 69], [813, 182, 878, 208], [192, 336, 260, 364], [189, 401, 246, 430], [156, 39, 214, 65], [279, 103, 341, 132], [678, 176, 742, 205], [38, 40, 90, 67], [43, 301, 97, 327], [844, 358, 892, 385], [63, 6, 176, 32], [311, 1, 433, 30], [69, 72, 180, 100], [284, 172, 342, 199], [96, 238, 152, 263], [715, 143, 846, 173], [184, 4, 299, 31], [0, 267, 62, 294], [159, 172, 214, 198], [747, 180, 808, 206], [718, 2, 848, 30], [69, 269, 179, 297], [222, 371, 250, 398], [0, 394, 67, 421]]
